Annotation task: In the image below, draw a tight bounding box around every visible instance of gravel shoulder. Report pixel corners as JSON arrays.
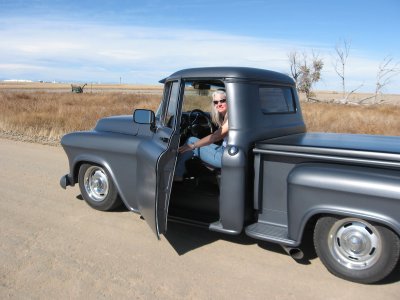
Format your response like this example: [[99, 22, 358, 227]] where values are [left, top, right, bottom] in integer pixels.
[[0, 138, 399, 299]]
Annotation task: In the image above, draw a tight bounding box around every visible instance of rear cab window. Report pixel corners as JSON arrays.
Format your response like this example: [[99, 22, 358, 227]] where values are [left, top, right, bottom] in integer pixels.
[[259, 86, 296, 114]]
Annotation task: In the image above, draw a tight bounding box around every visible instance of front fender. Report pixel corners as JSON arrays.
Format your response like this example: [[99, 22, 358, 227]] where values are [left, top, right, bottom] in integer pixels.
[[287, 163, 400, 241], [61, 130, 143, 212]]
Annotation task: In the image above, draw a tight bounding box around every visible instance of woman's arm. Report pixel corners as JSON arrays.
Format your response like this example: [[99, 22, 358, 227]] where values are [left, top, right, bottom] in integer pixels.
[[179, 120, 228, 153]]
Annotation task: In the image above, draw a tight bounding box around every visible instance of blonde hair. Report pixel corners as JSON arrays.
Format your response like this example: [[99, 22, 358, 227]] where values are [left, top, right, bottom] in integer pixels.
[[210, 90, 227, 127]]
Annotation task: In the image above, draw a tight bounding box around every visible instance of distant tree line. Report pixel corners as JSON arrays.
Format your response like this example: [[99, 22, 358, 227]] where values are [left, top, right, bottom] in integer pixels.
[[288, 39, 400, 104]]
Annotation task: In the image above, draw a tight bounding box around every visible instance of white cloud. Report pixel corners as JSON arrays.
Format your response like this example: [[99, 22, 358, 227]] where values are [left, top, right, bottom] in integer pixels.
[[0, 18, 398, 92], [0, 63, 46, 70]]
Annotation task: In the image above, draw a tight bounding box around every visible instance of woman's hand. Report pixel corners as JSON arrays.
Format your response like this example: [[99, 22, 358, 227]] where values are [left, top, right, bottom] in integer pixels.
[[178, 143, 195, 153]]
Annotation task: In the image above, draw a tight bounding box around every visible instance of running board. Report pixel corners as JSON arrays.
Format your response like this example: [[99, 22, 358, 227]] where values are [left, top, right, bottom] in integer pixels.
[[245, 222, 298, 246]]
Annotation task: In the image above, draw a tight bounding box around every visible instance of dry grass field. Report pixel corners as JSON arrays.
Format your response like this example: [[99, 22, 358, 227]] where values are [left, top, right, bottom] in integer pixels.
[[0, 82, 399, 145], [0, 81, 163, 93]]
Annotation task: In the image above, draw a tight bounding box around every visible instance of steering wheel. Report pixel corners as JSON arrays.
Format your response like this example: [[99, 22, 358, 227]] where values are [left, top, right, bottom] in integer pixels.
[[188, 109, 214, 137]]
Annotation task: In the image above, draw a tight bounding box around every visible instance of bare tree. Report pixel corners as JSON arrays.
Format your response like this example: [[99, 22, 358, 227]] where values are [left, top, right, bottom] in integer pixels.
[[373, 56, 400, 103], [332, 39, 368, 104], [334, 39, 351, 99], [296, 52, 324, 101], [288, 51, 301, 87]]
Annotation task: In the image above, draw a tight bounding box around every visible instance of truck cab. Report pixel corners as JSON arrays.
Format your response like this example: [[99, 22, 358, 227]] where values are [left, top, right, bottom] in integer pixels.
[[162, 68, 305, 236]]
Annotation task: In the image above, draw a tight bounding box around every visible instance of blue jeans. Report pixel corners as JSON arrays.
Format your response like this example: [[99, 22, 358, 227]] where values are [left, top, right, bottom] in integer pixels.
[[175, 137, 224, 178]]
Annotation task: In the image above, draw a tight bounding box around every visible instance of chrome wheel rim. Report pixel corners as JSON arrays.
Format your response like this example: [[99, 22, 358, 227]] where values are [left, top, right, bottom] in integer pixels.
[[328, 218, 382, 270], [83, 166, 109, 202]]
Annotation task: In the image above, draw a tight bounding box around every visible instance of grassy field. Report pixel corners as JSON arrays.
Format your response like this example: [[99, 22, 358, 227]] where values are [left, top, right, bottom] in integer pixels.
[[0, 81, 163, 92], [0, 82, 399, 145]]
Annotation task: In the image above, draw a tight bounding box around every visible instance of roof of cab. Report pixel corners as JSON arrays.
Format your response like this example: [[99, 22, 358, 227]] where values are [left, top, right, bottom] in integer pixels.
[[161, 67, 294, 85]]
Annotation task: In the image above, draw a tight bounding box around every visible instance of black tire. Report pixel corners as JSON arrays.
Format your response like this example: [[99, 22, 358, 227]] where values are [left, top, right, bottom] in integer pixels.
[[78, 163, 122, 211], [314, 216, 400, 284]]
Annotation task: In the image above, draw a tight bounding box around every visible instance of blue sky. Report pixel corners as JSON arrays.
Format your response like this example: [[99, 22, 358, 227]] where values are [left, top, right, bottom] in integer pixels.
[[0, 0, 399, 92]]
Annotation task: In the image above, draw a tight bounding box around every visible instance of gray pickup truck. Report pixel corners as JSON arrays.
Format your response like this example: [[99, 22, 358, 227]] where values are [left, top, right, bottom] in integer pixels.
[[60, 67, 400, 283]]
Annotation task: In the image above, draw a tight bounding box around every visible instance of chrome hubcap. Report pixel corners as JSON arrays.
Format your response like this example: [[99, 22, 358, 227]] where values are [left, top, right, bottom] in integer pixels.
[[84, 166, 109, 202], [328, 218, 381, 270]]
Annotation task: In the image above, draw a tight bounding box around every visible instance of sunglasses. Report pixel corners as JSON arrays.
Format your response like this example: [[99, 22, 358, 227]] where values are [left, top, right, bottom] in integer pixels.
[[213, 99, 227, 105]]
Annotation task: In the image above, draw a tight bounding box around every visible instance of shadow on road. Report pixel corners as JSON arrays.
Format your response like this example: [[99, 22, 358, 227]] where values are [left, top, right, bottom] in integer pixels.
[[164, 221, 315, 266], [75, 193, 400, 284], [379, 260, 400, 285], [164, 222, 400, 284], [164, 221, 255, 255]]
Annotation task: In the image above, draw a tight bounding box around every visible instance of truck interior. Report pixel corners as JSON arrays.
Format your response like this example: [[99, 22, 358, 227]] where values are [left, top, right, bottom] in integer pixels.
[[168, 80, 225, 226]]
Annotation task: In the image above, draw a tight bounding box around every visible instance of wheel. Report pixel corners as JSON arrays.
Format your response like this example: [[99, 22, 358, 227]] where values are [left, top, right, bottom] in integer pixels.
[[314, 216, 400, 283], [78, 163, 122, 211]]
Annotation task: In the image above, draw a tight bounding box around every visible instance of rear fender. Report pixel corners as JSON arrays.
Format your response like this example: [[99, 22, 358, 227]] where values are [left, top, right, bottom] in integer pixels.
[[287, 163, 400, 242]]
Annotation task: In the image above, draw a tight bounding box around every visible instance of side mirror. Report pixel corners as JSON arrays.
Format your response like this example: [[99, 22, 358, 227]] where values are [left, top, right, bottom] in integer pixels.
[[133, 109, 156, 130]]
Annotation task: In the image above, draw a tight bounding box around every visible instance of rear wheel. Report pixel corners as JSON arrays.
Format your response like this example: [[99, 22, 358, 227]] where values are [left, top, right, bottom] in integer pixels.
[[314, 216, 400, 283], [78, 163, 122, 211]]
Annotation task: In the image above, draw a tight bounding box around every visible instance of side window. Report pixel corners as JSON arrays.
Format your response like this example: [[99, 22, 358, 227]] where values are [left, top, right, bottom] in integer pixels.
[[163, 81, 180, 128], [156, 82, 171, 120], [259, 86, 295, 114]]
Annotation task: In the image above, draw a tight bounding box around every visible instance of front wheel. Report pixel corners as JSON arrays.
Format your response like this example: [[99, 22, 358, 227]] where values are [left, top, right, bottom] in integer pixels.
[[314, 216, 400, 283], [78, 163, 122, 211]]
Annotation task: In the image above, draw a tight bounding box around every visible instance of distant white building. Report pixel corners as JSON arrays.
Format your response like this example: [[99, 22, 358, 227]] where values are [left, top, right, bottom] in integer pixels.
[[3, 79, 33, 83]]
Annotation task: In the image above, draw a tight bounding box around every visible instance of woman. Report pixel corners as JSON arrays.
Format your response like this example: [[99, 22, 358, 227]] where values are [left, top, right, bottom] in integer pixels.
[[175, 90, 228, 181]]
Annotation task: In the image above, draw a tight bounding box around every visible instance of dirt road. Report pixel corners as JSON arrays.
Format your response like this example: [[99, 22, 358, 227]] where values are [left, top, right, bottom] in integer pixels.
[[0, 138, 399, 299]]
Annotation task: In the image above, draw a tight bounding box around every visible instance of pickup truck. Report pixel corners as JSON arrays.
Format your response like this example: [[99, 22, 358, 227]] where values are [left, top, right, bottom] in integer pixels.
[[60, 67, 400, 284]]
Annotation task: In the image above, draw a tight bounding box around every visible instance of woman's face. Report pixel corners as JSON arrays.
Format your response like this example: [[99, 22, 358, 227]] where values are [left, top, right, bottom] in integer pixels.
[[213, 93, 227, 115]]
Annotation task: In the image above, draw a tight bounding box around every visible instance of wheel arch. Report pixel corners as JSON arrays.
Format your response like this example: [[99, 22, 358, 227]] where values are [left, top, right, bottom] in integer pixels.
[[306, 210, 399, 237], [72, 154, 112, 182]]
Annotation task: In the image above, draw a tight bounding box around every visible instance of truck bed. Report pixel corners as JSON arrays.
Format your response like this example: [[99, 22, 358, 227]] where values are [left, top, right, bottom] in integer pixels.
[[247, 132, 400, 246], [254, 132, 400, 168]]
